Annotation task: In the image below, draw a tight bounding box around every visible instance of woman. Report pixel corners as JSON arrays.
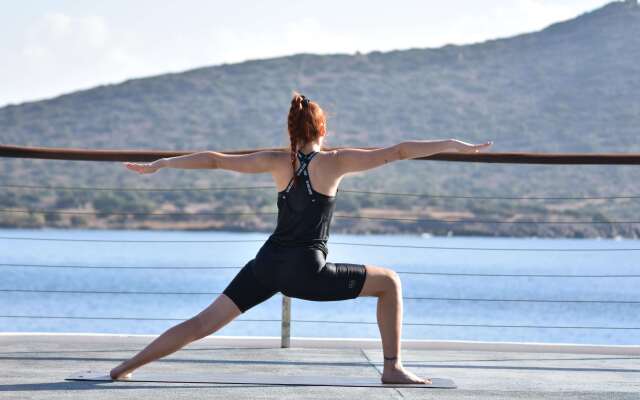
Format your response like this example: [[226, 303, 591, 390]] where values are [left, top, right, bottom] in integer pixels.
[[111, 93, 492, 384]]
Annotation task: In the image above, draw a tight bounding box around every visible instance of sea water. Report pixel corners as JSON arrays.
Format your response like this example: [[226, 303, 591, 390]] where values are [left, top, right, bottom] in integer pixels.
[[1, 229, 638, 345]]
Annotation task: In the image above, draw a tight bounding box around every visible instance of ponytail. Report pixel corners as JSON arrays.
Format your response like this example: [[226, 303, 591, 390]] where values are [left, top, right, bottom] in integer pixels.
[[286, 92, 326, 187]]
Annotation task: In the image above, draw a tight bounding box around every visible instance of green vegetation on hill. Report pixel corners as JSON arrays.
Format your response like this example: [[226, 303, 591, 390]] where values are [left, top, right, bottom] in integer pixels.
[[1, 1, 640, 237]]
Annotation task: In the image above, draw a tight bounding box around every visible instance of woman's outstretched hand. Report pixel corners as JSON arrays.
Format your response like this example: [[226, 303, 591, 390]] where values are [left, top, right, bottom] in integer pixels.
[[451, 139, 493, 153], [123, 160, 164, 174]]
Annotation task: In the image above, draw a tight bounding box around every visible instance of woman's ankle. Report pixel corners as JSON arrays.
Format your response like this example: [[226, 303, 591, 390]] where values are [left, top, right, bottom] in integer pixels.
[[383, 355, 401, 368]]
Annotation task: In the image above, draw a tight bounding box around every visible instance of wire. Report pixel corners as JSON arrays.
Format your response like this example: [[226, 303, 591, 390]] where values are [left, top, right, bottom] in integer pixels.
[[331, 242, 640, 252], [2, 182, 636, 200], [401, 296, 640, 304], [0, 236, 263, 243], [0, 183, 273, 192], [1, 288, 637, 304], [0, 208, 640, 225], [341, 189, 640, 201], [0, 314, 278, 323], [0, 289, 222, 295], [0, 314, 637, 330], [0, 263, 240, 270], [3, 263, 638, 277], [289, 320, 640, 330], [1, 235, 639, 252], [396, 271, 640, 278], [0, 208, 276, 218], [340, 215, 632, 225], [0, 207, 633, 224]]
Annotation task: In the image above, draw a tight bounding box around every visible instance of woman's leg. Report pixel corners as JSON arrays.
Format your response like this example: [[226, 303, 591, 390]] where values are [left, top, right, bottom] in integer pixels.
[[358, 265, 430, 384], [109, 294, 241, 379]]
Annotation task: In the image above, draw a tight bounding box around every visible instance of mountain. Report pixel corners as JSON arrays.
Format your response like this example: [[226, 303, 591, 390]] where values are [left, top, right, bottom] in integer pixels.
[[1, 0, 639, 238]]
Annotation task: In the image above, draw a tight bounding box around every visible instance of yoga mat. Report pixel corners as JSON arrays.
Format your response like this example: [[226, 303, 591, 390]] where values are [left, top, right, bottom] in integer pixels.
[[67, 370, 456, 389]]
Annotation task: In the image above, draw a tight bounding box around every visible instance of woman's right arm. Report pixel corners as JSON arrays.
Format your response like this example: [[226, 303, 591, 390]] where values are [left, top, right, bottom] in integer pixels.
[[123, 151, 214, 174], [124, 150, 281, 174], [335, 139, 492, 176]]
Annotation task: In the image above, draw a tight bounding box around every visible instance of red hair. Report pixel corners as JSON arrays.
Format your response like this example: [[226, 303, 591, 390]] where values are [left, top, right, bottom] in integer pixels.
[[287, 92, 326, 185]]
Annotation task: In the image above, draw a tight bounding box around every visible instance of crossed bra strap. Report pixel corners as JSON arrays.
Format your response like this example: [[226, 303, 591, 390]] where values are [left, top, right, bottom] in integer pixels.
[[283, 150, 319, 199]]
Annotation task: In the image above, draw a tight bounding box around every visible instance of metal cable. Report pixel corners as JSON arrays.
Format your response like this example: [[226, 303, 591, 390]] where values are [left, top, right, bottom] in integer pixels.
[[396, 271, 640, 278], [2, 182, 636, 200], [0, 236, 262, 243], [0, 315, 279, 323], [1, 288, 637, 304], [1, 236, 639, 252], [0, 207, 632, 224], [0, 263, 240, 270], [0, 183, 273, 192], [331, 242, 640, 252], [341, 215, 629, 225], [2, 263, 638, 277], [0, 208, 276, 218], [340, 189, 640, 201], [289, 320, 640, 330], [401, 296, 640, 304], [0, 289, 222, 295], [0, 314, 637, 330]]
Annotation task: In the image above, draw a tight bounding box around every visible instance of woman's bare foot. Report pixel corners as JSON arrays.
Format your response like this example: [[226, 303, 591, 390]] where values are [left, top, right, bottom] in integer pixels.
[[109, 363, 133, 380], [382, 359, 431, 384]]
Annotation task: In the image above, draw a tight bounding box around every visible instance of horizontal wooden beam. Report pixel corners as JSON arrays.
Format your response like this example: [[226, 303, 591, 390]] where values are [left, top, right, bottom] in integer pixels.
[[2, 143, 640, 164]]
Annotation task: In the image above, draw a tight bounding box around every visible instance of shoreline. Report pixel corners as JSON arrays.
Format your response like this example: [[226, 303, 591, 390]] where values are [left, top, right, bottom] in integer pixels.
[[0, 225, 634, 241]]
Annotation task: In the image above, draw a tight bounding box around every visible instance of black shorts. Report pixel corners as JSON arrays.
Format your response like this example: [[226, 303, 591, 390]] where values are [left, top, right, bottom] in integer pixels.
[[222, 240, 367, 313]]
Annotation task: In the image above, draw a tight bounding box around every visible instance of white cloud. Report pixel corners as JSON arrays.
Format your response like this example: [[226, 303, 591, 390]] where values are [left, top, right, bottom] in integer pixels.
[[413, 0, 583, 47], [78, 15, 109, 47], [25, 12, 110, 54], [7, 13, 145, 106], [43, 12, 72, 36], [204, 0, 594, 65]]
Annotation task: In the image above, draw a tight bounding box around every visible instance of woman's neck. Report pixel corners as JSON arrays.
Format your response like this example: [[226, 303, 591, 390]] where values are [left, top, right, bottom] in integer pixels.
[[299, 140, 323, 154]]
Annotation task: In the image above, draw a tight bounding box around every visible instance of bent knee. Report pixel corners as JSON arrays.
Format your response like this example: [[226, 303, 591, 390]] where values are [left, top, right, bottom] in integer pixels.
[[362, 265, 401, 297], [386, 269, 401, 290]]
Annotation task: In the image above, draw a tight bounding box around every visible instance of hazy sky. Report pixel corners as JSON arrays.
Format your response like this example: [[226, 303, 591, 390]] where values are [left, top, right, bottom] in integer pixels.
[[1, 0, 612, 107]]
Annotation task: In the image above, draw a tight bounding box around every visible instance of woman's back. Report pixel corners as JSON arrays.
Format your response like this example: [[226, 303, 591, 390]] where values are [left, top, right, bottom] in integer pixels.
[[268, 149, 338, 256], [272, 149, 343, 197]]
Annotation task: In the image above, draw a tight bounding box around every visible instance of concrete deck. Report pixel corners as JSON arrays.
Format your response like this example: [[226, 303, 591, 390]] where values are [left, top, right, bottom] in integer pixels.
[[0, 334, 638, 399]]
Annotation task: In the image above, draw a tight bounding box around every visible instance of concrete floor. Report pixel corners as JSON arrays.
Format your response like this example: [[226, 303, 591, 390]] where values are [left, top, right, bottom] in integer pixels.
[[0, 334, 638, 399]]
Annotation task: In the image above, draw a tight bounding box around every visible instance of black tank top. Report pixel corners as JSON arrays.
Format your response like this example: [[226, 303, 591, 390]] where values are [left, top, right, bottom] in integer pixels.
[[267, 150, 337, 256]]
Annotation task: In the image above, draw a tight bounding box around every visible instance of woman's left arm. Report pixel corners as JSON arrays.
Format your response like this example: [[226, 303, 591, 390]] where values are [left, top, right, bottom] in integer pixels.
[[124, 150, 280, 174]]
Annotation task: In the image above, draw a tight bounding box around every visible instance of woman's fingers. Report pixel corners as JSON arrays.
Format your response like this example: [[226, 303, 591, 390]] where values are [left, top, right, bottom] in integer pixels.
[[454, 141, 492, 153], [468, 141, 492, 153], [453, 139, 493, 153], [124, 162, 142, 172], [474, 141, 493, 152], [123, 162, 156, 174]]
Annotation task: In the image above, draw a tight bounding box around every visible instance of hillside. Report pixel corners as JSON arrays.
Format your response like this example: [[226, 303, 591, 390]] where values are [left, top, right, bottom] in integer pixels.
[[1, 0, 640, 237]]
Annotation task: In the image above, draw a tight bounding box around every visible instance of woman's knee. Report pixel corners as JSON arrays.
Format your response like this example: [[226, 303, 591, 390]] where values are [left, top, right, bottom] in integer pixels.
[[195, 294, 242, 337], [360, 265, 401, 297], [385, 269, 402, 292]]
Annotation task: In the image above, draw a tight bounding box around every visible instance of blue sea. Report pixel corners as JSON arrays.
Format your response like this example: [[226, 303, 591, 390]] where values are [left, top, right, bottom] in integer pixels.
[[1, 229, 638, 345]]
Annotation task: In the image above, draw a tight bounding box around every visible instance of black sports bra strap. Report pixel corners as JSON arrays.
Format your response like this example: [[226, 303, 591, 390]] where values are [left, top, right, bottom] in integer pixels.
[[294, 150, 318, 175], [284, 151, 319, 194], [297, 150, 318, 162]]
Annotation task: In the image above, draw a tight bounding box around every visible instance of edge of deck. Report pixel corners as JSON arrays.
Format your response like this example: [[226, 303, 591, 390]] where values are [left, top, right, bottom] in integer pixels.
[[1, 332, 637, 355]]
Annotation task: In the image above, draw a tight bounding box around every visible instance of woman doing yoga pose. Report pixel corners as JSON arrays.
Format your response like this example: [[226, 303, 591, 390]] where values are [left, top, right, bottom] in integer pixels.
[[111, 92, 492, 384]]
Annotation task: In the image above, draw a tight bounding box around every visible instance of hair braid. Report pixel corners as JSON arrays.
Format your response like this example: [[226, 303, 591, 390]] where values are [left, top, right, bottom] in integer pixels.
[[286, 91, 326, 189], [287, 95, 303, 186]]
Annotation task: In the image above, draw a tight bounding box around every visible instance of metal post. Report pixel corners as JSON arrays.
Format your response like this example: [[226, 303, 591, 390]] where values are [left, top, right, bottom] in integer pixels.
[[281, 295, 291, 348]]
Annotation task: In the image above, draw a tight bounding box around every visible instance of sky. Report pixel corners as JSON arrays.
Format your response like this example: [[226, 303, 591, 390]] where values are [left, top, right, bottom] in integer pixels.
[[1, 0, 613, 107]]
